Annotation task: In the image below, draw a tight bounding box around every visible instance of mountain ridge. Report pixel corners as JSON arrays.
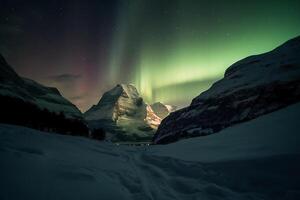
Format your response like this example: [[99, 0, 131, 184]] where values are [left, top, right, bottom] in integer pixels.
[[0, 53, 82, 119], [154, 36, 300, 144]]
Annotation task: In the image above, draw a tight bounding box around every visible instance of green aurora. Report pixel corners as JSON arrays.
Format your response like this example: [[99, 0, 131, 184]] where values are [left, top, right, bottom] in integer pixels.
[[108, 0, 300, 108]]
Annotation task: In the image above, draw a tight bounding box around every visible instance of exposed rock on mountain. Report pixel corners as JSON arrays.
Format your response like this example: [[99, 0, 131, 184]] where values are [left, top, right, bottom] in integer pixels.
[[145, 104, 162, 129], [84, 84, 162, 142], [0, 54, 82, 119], [154, 36, 300, 144], [85, 84, 145, 122], [151, 102, 176, 119]]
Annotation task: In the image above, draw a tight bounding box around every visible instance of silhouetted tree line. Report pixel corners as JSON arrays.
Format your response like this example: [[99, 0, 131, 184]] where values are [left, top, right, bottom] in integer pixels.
[[90, 128, 106, 140], [0, 95, 91, 136]]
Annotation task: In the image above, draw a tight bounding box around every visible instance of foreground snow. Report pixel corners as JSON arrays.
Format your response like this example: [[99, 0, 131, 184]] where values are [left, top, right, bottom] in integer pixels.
[[1, 103, 300, 200]]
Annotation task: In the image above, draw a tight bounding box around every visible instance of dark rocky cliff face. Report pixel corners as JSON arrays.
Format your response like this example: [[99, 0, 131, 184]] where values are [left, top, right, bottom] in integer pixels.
[[154, 36, 300, 144], [0, 54, 20, 82]]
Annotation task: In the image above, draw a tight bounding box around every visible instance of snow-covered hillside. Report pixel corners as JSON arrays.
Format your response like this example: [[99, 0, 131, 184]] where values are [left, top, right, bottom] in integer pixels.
[[0, 54, 82, 119], [1, 103, 300, 200], [154, 36, 300, 144]]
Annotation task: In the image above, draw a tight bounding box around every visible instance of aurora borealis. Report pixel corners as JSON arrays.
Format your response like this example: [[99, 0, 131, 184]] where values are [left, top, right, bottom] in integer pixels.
[[1, 0, 300, 111]]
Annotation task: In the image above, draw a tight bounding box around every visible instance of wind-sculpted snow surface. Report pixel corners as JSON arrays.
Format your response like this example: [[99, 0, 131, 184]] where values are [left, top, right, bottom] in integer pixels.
[[0, 103, 300, 200]]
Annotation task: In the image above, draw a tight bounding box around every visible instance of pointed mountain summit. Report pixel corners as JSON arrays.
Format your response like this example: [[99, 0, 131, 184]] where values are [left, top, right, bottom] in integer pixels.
[[84, 84, 166, 142], [154, 36, 300, 144], [85, 84, 146, 122]]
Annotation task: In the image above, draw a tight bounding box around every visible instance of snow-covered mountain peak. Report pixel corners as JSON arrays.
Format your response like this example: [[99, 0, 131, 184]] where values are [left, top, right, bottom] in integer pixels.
[[84, 84, 156, 142], [84, 84, 176, 142]]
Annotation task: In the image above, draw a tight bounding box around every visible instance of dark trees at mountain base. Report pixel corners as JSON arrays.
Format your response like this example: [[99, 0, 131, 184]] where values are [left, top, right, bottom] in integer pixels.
[[0, 95, 90, 137]]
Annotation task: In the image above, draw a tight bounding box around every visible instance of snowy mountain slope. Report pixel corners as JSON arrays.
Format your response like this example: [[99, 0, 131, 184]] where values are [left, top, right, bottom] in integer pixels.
[[84, 84, 146, 121], [154, 36, 300, 144], [0, 54, 82, 119], [84, 84, 161, 142], [0, 103, 300, 200], [151, 102, 300, 162]]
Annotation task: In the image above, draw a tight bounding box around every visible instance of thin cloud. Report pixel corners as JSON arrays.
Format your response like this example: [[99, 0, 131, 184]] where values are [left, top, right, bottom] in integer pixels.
[[70, 95, 84, 101], [48, 74, 81, 83]]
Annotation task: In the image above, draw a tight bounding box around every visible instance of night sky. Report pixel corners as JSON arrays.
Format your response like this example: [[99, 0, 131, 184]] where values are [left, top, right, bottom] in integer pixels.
[[1, 0, 300, 111]]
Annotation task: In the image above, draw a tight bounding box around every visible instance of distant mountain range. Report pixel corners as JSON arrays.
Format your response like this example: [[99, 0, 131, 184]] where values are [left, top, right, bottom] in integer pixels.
[[154, 36, 300, 144], [0, 53, 178, 142], [1, 36, 299, 144]]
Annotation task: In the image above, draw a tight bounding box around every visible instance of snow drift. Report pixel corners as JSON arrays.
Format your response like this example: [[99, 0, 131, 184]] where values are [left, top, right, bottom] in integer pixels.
[[1, 102, 300, 200]]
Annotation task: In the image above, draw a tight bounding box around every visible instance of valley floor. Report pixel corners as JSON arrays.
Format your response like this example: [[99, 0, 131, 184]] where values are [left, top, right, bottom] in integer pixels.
[[1, 103, 300, 200]]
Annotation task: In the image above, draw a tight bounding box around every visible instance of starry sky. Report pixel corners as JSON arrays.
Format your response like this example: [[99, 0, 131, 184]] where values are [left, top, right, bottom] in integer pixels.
[[1, 0, 300, 111]]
